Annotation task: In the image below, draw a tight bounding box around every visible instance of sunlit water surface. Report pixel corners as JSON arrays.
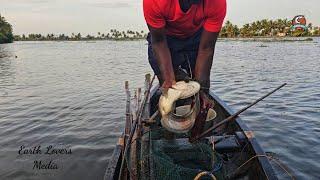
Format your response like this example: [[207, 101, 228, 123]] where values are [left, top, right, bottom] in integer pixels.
[[0, 38, 319, 180]]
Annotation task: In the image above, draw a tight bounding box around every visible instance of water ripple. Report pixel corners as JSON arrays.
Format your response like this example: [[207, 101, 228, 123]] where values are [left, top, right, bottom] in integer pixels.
[[0, 39, 319, 179]]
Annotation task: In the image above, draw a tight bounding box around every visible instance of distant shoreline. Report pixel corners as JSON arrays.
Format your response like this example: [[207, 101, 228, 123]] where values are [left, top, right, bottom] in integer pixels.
[[13, 37, 146, 42], [2, 17, 320, 44], [218, 37, 315, 42], [12, 36, 316, 43]]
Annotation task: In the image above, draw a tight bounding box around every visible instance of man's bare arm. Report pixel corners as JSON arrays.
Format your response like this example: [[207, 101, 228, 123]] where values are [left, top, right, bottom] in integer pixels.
[[195, 30, 219, 92], [148, 25, 175, 88]]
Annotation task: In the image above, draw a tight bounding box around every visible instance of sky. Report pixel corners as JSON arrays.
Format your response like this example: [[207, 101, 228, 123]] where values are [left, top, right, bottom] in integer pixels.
[[1, 0, 319, 35]]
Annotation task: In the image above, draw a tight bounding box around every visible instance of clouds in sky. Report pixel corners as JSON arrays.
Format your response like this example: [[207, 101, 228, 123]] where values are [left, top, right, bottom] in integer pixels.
[[1, 0, 319, 35]]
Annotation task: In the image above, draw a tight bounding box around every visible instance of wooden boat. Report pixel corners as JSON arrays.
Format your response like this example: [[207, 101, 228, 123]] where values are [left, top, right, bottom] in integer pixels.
[[104, 75, 278, 180]]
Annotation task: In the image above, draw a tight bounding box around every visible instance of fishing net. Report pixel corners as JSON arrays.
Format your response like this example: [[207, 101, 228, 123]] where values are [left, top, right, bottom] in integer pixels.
[[125, 126, 224, 180], [151, 139, 214, 179]]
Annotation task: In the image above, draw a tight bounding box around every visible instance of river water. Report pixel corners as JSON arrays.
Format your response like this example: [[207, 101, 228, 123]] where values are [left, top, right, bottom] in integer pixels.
[[0, 38, 319, 180]]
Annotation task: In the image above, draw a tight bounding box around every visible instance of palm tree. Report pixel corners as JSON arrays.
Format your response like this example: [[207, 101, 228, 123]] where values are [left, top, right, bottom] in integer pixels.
[[76, 33, 81, 40], [0, 14, 14, 43], [240, 24, 250, 37]]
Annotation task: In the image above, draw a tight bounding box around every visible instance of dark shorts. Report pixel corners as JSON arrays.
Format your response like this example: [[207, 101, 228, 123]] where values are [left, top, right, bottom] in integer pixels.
[[147, 29, 203, 78]]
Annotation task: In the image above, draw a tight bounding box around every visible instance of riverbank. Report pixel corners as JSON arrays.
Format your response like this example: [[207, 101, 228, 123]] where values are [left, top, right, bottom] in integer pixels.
[[12, 18, 320, 42], [12, 36, 316, 42], [13, 37, 146, 42], [218, 37, 314, 42]]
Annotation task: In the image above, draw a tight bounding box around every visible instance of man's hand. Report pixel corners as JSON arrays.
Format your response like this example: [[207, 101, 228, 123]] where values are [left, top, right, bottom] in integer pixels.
[[199, 90, 214, 109], [161, 79, 176, 96], [190, 90, 214, 140]]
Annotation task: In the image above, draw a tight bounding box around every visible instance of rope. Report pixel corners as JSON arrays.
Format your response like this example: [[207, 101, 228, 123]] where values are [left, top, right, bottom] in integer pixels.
[[194, 171, 217, 180], [186, 54, 193, 79], [211, 154, 223, 173], [269, 156, 296, 180], [227, 154, 295, 180]]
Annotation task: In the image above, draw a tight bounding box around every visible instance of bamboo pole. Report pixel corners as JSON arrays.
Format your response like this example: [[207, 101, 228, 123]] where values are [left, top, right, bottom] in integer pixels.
[[137, 88, 143, 137], [124, 81, 131, 145], [140, 74, 151, 136], [190, 83, 287, 143], [122, 81, 131, 180], [118, 74, 155, 180], [129, 89, 138, 179]]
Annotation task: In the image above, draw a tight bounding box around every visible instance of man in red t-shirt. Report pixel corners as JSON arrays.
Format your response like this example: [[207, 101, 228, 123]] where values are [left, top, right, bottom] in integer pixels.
[[144, 0, 226, 107]]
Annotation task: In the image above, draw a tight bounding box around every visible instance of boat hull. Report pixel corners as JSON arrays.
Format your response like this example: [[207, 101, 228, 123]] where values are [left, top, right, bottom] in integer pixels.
[[104, 87, 278, 180]]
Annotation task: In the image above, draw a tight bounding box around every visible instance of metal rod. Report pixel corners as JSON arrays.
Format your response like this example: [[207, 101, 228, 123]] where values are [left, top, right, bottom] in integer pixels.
[[118, 74, 156, 179], [190, 83, 287, 143]]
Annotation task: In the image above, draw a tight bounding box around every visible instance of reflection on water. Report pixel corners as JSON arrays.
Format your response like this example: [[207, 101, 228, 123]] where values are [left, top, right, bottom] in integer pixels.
[[0, 39, 319, 179]]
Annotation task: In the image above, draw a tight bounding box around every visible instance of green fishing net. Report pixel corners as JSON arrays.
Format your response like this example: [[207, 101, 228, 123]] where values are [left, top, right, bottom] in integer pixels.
[[150, 139, 215, 180], [126, 127, 223, 180]]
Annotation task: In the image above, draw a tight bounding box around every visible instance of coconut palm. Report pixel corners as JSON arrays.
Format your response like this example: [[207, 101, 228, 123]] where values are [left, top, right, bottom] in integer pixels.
[[0, 14, 14, 43]]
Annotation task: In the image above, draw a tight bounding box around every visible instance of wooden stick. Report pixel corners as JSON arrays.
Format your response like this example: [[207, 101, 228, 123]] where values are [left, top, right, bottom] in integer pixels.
[[121, 81, 131, 180], [143, 110, 159, 124], [136, 87, 142, 137], [140, 74, 151, 136], [144, 74, 151, 114], [124, 81, 131, 144], [137, 88, 142, 113], [190, 83, 287, 143], [118, 74, 155, 180]]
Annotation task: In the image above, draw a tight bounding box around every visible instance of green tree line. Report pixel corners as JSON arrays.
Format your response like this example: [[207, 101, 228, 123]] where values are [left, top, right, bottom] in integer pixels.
[[14, 29, 147, 41], [2, 16, 320, 42], [15, 19, 320, 41], [220, 19, 320, 38], [0, 14, 14, 44]]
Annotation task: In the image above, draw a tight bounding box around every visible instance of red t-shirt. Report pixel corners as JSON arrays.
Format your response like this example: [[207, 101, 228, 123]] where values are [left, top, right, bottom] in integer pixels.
[[143, 0, 227, 38]]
